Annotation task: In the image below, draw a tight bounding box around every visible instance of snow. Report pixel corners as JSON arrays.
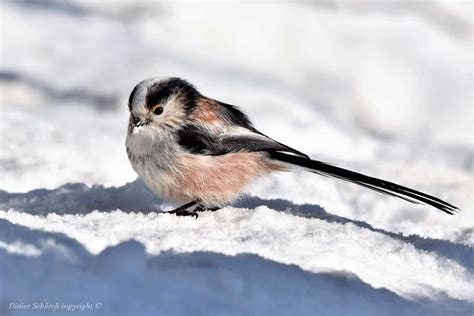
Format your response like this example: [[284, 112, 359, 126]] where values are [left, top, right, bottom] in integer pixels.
[[1, 1, 473, 315]]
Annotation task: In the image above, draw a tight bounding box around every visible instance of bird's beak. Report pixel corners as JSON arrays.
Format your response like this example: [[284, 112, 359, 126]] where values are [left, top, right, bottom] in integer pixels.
[[131, 114, 148, 127], [135, 120, 146, 127]]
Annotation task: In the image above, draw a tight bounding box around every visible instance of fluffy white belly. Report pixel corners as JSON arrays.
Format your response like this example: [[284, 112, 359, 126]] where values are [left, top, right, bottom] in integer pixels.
[[126, 128, 180, 202], [133, 157, 169, 197]]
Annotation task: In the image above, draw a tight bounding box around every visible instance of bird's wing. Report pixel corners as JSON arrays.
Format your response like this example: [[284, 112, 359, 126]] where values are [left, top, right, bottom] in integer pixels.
[[177, 97, 308, 158], [177, 123, 308, 157]]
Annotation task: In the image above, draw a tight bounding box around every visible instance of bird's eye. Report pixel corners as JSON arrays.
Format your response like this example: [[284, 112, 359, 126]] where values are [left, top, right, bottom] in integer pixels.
[[151, 105, 163, 115]]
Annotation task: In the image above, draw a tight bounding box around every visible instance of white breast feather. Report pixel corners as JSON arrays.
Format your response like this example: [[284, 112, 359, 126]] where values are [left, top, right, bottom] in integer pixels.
[[126, 126, 178, 200]]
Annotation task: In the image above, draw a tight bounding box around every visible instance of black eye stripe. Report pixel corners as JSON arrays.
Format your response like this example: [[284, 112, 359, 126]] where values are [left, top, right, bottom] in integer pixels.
[[146, 81, 177, 109], [145, 78, 199, 113], [147, 92, 170, 109]]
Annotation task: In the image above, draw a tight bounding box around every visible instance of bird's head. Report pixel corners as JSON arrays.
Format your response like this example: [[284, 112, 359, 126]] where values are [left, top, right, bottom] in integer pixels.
[[127, 77, 199, 134]]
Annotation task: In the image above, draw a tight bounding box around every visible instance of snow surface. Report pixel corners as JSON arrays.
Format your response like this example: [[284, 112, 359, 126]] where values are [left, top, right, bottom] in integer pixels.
[[0, 1, 473, 315]]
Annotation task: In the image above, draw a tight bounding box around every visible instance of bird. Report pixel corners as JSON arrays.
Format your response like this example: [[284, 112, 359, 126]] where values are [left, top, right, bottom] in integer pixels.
[[126, 77, 460, 218]]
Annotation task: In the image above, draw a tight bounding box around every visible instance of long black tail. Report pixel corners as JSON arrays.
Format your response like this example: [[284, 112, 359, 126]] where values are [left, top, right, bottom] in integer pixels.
[[269, 151, 460, 215]]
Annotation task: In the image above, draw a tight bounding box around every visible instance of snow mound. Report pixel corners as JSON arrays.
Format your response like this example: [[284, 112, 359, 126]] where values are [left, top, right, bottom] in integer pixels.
[[1, 202, 473, 315], [0, 222, 450, 316]]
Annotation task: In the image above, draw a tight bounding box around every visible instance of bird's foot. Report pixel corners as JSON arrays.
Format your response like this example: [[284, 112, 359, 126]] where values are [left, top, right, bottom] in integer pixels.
[[166, 199, 201, 219], [167, 209, 198, 219], [194, 206, 221, 213], [165, 200, 220, 219]]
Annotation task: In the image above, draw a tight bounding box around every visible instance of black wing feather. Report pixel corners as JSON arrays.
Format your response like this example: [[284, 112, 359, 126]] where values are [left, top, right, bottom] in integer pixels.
[[219, 135, 308, 158], [177, 125, 218, 155], [177, 124, 308, 158]]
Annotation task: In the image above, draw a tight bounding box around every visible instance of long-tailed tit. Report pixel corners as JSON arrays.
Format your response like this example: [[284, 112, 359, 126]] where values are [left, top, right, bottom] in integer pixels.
[[126, 77, 459, 218]]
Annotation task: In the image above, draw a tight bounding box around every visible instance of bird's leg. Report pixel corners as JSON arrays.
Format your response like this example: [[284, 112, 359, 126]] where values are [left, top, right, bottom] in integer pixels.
[[166, 199, 201, 219]]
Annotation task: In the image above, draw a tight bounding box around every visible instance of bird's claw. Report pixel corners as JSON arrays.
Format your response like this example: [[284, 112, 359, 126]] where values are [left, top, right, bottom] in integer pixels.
[[167, 209, 198, 219], [195, 206, 220, 213]]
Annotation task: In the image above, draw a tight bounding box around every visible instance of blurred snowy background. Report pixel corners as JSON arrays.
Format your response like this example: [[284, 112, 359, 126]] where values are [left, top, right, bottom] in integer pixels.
[[0, 1, 473, 315]]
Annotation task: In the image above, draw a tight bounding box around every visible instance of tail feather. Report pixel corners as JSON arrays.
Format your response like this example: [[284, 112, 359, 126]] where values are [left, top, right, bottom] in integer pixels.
[[269, 151, 460, 215]]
